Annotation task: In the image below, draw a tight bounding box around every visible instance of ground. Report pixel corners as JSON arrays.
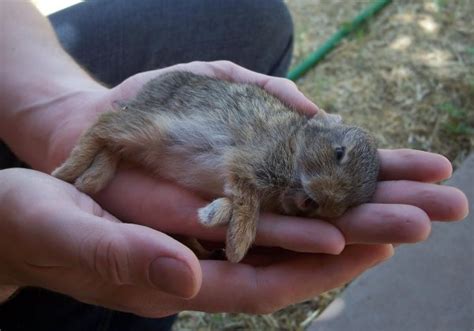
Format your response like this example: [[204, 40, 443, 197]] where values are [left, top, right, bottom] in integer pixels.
[[174, 0, 473, 330]]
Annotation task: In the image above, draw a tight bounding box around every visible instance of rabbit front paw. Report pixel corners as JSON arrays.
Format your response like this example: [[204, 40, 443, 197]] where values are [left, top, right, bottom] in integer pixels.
[[198, 198, 233, 227]]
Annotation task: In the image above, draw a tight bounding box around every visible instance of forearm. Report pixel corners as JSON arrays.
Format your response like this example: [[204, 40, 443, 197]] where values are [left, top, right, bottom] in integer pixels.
[[0, 2, 105, 170]]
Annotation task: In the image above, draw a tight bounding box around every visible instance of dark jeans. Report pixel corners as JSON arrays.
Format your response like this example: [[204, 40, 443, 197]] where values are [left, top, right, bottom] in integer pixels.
[[0, 1, 293, 330]]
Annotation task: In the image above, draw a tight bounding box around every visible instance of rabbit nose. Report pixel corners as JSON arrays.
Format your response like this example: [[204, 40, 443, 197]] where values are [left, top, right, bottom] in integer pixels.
[[317, 200, 346, 218], [296, 196, 320, 211]]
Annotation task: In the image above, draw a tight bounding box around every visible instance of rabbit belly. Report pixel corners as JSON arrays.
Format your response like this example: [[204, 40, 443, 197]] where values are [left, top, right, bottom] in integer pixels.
[[153, 118, 233, 196], [156, 149, 226, 196]]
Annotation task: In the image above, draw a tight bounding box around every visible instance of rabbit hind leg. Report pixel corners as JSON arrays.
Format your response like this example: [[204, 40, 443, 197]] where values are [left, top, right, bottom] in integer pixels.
[[53, 110, 161, 192], [74, 148, 120, 194], [52, 132, 104, 184]]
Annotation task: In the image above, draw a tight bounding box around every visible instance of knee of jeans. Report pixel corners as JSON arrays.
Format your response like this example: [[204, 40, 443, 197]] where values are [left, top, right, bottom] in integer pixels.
[[233, 0, 294, 75], [242, 0, 293, 45]]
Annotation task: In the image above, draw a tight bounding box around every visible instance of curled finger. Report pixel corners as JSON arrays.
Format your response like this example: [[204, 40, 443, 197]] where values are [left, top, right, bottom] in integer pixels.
[[378, 149, 452, 182], [332, 203, 431, 245], [373, 181, 468, 221]]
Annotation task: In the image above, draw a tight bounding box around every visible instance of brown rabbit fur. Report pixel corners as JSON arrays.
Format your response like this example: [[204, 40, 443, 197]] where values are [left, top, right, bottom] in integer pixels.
[[52, 71, 379, 263]]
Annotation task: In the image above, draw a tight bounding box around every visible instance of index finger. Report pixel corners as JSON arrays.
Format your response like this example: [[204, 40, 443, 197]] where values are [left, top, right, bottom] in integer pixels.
[[208, 61, 320, 116], [379, 149, 452, 182]]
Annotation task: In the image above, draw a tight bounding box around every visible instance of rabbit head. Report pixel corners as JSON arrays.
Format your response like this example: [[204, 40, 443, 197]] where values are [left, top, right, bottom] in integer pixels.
[[281, 116, 379, 218]]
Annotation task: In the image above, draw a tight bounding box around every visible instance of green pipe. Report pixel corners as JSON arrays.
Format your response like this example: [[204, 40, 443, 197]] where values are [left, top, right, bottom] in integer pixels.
[[287, 0, 392, 81]]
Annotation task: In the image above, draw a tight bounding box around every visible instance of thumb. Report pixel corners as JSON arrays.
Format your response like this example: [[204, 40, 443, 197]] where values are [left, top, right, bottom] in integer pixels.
[[261, 77, 320, 116], [77, 213, 202, 298]]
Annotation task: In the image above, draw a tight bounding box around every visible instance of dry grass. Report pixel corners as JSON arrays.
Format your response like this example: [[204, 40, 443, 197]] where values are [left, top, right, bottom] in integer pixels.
[[175, 0, 473, 330], [174, 289, 343, 331], [291, 0, 473, 167]]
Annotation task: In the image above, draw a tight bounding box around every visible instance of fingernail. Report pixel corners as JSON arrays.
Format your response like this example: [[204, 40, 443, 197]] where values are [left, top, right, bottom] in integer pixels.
[[372, 244, 395, 267], [149, 257, 195, 298], [306, 101, 320, 115], [386, 244, 395, 259], [312, 102, 321, 113]]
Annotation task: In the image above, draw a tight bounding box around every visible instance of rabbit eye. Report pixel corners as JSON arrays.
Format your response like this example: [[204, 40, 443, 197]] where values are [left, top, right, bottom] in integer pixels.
[[335, 146, 346, 161]]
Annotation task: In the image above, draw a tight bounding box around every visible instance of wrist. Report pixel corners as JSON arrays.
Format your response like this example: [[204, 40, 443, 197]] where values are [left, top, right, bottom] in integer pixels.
[[0, 1, 110, 171], [0, 80, 109, 171]]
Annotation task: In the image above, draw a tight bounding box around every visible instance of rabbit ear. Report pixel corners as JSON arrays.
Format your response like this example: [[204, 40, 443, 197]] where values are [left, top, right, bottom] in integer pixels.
[[326, 113, 342, 125], [308, 111, 342, 126], [340, 127, 362, 159]]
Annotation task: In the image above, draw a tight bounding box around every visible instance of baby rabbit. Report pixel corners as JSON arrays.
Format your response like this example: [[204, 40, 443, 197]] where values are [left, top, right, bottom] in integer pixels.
[[52, 71, 379, 263]]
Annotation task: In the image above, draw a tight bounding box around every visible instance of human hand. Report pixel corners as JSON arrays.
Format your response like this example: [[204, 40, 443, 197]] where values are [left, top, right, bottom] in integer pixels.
[[86, 149, 466, 316], [0, 168, 201, 307], [0, 168, 388, 316], [0, 166, 466, 317]]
